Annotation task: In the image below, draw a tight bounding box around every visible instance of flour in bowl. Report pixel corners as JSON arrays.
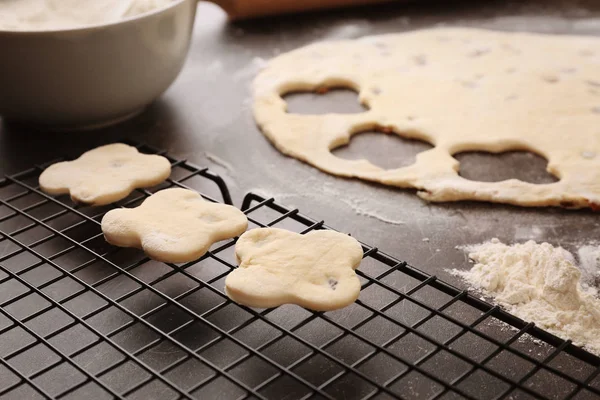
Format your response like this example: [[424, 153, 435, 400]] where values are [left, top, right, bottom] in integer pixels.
[[451, 239, 600, 355], [0, 0, 176, 31]]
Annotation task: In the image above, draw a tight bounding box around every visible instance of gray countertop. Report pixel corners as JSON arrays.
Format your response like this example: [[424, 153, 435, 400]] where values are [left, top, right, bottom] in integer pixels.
[[1, 0, 599, 292], [2, 2, 600, 398]]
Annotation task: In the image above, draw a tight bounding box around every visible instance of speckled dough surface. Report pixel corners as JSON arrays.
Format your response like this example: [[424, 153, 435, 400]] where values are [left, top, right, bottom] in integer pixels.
[[39, 143, 171, 206], [101, 188, 248, 263], [225, 228, 363, 311], [253, 28, 600, 209]]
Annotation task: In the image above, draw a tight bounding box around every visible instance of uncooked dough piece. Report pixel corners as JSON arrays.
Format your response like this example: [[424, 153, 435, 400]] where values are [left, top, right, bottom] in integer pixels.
[[225, 228, 363, 311], [253, 28, 600, 209], [39, 143, 171, 206], [101, 188, 248, 263]]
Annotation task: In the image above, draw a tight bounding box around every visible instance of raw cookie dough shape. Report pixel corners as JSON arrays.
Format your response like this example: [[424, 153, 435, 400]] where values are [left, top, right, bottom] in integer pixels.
[[39, 143, 171, 206], [101, 188, 248, 263], [253, 28, 600, 209], [225, 228, 364, 311]]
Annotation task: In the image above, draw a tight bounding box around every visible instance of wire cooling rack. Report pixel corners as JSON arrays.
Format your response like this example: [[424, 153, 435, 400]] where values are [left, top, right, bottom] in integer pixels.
[[0, 142, 599, 400]]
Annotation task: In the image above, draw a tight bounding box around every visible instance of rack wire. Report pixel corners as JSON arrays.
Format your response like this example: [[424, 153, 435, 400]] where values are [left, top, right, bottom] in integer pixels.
[[0, 142, 599, 400]]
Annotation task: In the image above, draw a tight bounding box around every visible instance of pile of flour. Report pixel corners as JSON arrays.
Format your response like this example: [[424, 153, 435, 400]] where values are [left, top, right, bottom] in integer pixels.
[[451, 239, 600, 355], [0, 0, 174, 31]]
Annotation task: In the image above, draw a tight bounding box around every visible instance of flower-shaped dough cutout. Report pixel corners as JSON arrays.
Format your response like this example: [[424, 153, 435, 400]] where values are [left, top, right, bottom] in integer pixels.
[[39, 143, 171, 206], [101, 188, 248, 263], [225, 228, 364, 311]]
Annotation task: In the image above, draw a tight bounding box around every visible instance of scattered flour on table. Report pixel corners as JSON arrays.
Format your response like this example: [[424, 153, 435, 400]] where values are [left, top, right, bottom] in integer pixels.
[[252, 185, 405, 226], [203, 152, 238, 188], [319, 21, 371, 40], [338, 196, 405, 226], [204, 152, 233, 174], [203, 59, 224, 74], [233, 57, 268, 82], [450, 239, 600, 355]]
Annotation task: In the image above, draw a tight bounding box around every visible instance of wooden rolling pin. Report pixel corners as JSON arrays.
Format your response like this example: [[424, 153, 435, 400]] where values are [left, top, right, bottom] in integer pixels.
[[212, 0, 396, 19]]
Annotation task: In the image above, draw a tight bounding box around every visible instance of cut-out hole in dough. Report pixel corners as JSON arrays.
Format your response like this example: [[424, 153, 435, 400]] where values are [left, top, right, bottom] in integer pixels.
[[284, 88, 367, 115], [455, 151, 559, 184], [333, 131, 433, 170]]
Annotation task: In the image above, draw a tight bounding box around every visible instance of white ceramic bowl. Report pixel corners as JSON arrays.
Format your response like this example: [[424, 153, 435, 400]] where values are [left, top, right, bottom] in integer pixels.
[[0, 0, 196, 129]]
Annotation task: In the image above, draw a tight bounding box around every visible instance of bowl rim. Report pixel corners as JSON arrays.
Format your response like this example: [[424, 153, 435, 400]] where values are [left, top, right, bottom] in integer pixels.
[[0, 0, 189, 35]]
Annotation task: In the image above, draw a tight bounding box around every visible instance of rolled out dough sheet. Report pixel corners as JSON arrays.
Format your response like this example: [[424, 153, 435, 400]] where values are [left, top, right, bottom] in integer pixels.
[[252, 28, 600, 209]]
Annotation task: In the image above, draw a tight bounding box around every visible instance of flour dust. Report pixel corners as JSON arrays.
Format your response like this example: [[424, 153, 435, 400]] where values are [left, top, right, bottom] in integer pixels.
[[451, 239, 600, 355]]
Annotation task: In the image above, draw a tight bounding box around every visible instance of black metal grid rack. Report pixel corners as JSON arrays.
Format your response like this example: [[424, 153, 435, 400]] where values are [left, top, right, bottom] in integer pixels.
[[0, 143, 599, 400]]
